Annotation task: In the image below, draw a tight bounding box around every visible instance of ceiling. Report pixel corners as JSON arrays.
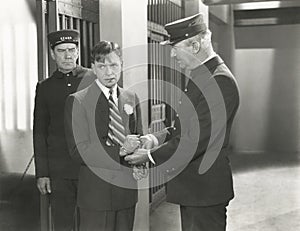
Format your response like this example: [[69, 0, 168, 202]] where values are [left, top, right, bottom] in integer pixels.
[[203, 0, 300, 26]]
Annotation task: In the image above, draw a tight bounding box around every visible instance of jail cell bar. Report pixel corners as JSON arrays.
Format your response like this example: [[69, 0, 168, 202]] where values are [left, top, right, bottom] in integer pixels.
[[147, 0, 183, 210]]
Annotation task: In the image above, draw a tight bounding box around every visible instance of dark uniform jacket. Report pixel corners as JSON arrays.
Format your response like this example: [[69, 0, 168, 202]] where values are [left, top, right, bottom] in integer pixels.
[[33, 66, 96, 179], [152, 55, 240, 206], [64, 82, 143, 211]]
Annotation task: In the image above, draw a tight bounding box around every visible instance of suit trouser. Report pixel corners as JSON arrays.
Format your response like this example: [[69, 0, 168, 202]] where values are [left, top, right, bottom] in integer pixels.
[[180, 202, 229, 231], [79, 206, 135, 231], [50, 179, 78, 231]]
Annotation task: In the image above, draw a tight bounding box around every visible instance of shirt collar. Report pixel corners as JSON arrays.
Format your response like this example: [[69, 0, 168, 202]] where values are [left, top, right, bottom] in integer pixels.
[[95, 79, 118, 102]]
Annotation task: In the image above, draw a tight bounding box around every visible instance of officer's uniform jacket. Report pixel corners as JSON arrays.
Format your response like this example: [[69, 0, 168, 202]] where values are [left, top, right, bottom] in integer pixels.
[[152, 55, 240, 206], [33, 65, 96, 179]]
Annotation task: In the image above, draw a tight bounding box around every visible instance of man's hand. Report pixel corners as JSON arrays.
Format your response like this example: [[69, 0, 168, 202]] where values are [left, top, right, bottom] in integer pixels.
[[140, 135, 154, 149], [37, 177, 51, 195], [120, 135, 141, 156], [124, 148, 150, 165]]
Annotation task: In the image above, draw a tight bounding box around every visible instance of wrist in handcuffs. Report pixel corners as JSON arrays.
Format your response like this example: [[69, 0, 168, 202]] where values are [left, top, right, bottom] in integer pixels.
[[120, 146, 132, 156]]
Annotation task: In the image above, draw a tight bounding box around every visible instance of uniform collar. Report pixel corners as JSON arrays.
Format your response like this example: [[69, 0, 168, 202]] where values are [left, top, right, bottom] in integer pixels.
[[53, 65, 83, 79], [190, 55, 224, 78]]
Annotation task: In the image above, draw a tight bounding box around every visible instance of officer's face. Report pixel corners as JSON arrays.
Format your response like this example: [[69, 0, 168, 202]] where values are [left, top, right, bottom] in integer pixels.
[[51, 43, 79, 73], [92, 52, 122, 88], [170, 41, 194, 70]]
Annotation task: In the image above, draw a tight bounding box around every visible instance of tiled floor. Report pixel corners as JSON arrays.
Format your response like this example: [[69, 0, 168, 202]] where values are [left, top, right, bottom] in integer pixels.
[[150, 153, 300, 231]]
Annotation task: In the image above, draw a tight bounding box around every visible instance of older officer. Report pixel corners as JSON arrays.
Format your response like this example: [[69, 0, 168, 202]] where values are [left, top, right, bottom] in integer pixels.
[[126, 13, 240, 231], [33, 29, 95, 230]]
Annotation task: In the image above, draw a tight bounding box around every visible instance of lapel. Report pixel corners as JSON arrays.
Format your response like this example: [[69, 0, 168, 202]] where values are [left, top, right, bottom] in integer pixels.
[[87, 82, 109, 125], [117, 87, 131, 135]]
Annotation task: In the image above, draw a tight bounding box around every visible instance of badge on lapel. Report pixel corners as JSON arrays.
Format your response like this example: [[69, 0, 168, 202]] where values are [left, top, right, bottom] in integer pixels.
[[123, 104, 134, 115]]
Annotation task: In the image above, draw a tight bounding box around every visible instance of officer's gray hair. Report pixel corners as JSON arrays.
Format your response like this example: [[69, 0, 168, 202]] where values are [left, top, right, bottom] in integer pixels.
[[184, 29, 212, 47]]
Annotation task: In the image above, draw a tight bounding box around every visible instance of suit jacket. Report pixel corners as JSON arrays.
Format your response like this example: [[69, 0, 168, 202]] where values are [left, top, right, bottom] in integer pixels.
[[152, 56, 240, 206], [33, 66, 96, 179], [64, 81, 143, 211]]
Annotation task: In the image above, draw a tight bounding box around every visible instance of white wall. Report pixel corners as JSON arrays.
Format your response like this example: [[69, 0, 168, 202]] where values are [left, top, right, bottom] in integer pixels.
[[210, 7, 300, 154], [0, 0, 37, 174], [232, 24, 300, 153]]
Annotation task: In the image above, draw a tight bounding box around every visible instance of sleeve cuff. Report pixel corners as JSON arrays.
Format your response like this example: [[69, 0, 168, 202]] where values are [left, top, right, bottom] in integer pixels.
[[147, 149, 156, 165], [147, 134, 159, 147]]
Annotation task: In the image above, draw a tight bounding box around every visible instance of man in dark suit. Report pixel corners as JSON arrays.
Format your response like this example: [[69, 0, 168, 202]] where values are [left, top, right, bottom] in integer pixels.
[[125, 13, 240, 231], [64, 41, 148, 231], [33, 29, 96, 230]]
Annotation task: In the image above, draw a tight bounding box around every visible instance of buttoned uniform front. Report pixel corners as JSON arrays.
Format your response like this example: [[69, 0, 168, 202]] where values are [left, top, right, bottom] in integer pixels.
[[34, 66, 96, 179], [33, 65, 96, 230], [152, 56, 240, 230], [64, 81, 143, 228]]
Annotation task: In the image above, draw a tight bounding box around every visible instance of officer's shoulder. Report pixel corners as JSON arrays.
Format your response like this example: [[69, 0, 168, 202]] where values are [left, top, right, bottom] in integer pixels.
[[76, 66, 96, 79], [37, 74, 56, 86]]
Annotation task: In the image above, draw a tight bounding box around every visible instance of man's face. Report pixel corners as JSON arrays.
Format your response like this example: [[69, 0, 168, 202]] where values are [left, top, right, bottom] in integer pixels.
[[50, 43, 79, 73], [92, 52, 122, 88], [170, 40, 194, 70]]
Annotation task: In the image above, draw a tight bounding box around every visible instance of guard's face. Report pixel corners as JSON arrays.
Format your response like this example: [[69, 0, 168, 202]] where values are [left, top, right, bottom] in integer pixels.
[[92, 52, 122, 88], [170, 41, 194, 70], [51, 43, 79, 73]]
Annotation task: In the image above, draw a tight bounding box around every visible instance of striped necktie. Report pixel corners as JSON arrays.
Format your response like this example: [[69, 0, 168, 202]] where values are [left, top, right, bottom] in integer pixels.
[[106, 89, 148, 180], [106, 88, 126, 146]]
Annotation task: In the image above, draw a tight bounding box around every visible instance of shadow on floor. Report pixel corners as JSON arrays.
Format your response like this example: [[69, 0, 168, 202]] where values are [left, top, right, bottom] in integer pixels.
[[229, 151, 300, 173]]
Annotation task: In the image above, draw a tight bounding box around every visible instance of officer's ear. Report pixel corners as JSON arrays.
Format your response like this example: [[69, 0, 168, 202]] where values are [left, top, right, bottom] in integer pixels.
[[191, 41, 201, 54], [50, 48, 56, 60]]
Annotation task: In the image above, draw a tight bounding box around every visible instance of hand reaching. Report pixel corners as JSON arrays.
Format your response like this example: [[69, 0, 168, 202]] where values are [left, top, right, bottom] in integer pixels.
[[124, 148, 150, 165], [120, 134, 141, 156], [140, 135, 154, 149]]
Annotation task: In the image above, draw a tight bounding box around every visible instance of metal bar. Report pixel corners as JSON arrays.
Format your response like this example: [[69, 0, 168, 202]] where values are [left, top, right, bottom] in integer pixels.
[[164, 0, 167, 25], [152, 0, 155, 24], [81, 20, 88, 67], [93, 23, 100, 45], [76, 18, 81, 65], [61, 14, 66, 29], [88, 22, 94, 66], [69, 16, 73, 29], [147, 0, 150, 21], [40, 195, 50, 231], [165, 0, 168, 24], [158, 0, 161, 25], [155, 43, 158, 107], [36, 0, 47, 81], [156, 0, 159, 24], [47, 0, 59, 76]]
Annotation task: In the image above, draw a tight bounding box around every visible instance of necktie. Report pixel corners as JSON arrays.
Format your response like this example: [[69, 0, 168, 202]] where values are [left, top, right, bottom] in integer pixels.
[[106, 89, 148, 180], [106, 89, 126, 146]]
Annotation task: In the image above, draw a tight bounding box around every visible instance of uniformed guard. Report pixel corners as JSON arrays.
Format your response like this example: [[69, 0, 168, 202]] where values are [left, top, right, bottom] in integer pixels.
[[33, 29, 96, 231], [125, 13, 240, 231]]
